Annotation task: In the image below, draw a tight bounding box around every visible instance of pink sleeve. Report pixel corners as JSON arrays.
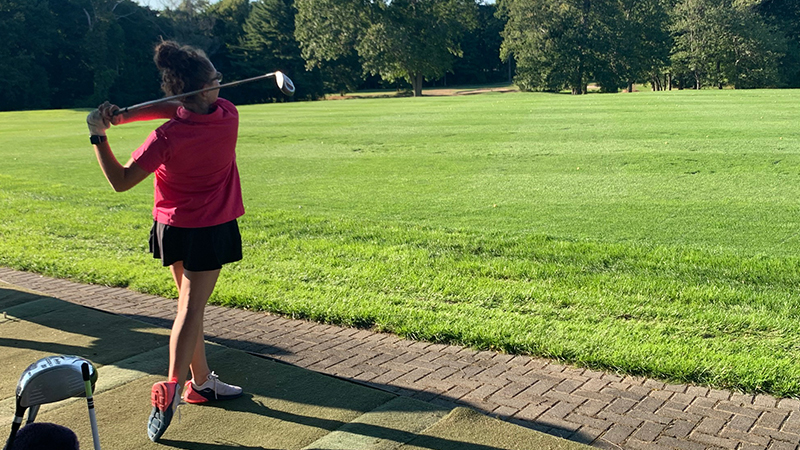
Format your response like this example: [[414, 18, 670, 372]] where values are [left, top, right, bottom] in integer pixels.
[[132, 130, 170, 173]]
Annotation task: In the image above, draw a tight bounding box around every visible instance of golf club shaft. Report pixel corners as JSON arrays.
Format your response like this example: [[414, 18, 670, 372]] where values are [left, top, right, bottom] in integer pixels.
[[3, 403, 25, 450], [25, 405, 39, 425], [82, 363, 101, 450], [113, 72, 279, 116], [3, 423, 20, 450], [3, 422, 21, 450]]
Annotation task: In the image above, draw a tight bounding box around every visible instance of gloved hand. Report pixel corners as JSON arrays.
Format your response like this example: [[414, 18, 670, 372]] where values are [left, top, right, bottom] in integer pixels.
[[87, 101, 122, 136], [100, 101, 123, 126], [86, 107, 110, 136]]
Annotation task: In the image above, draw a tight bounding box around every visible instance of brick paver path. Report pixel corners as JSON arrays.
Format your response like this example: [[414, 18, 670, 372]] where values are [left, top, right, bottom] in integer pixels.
[[1, 267, 798, 450]]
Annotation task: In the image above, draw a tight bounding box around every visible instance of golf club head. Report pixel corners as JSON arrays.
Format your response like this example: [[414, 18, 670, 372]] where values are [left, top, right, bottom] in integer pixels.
[[275, 71, 295, 97], [16, 356, 97, 409]]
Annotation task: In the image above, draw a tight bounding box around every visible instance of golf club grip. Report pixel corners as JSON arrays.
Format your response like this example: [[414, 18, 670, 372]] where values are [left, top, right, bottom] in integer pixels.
[[82, 363, 101, 450], [81, 363, 91, 382], [113, 72, 278, 116]]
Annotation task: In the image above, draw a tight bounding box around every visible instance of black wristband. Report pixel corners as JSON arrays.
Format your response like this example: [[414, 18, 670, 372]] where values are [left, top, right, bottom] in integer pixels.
[[90, 135, 107, 145]]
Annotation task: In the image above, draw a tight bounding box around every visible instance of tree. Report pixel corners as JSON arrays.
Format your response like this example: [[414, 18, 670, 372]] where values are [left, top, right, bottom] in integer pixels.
[[20, 0, 161, 109], [234, 0, 323, 102], [109, 1, 170, 107], [499, 0, 596, 94], [295, 0, 477, 97], [670, 0, 715, 88], [449, 2, 508, 85], [614, 0, 671, 92], [79, 0, 128, 106], [160, 0, 217, 51], [203, 0, 251, 82], [294, 0, 369, 94], [720, 1, 785, 88], [360, 0, 478, 96], [0, 0, 56, 111], [756, 0, 800, 87], [670, 0, 784, 89], [499, 0, 671, 94]]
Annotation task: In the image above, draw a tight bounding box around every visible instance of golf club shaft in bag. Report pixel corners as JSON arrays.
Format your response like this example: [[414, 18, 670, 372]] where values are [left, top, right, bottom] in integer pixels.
[[82, 363, 101, 450], [113, 70, 295, 116]]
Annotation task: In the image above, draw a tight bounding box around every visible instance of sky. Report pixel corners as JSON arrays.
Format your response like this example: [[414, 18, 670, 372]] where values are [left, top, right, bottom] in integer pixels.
[[133, 0, 167, 10], [134, 0, 493, 9], [133, 0, 220, 10]]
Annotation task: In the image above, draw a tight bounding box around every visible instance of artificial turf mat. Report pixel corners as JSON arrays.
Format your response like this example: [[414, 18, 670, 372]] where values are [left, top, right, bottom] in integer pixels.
[[0, 283, 591, 449]]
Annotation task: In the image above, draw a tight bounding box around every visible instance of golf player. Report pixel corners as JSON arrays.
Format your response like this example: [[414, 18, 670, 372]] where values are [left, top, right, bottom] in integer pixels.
[[86, 40, 244, 441]]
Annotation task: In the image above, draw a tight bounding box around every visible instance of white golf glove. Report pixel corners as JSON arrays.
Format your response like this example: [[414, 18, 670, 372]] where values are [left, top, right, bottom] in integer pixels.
[[86, 108, 110, 136]]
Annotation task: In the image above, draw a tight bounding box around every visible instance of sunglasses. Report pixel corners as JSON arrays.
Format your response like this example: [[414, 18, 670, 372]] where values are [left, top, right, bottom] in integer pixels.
[[211, 72, 223, 83]]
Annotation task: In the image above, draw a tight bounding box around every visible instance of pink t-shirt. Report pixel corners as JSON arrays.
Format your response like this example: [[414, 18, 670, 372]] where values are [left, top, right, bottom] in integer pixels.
[[132, 98, 245, 228]]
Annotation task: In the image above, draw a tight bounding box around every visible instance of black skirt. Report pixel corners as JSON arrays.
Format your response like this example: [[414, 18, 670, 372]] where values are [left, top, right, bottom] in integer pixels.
[[149, 219, 242, 272]]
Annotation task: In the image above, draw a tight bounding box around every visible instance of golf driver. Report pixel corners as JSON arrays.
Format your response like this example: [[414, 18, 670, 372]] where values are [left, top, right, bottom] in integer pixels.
[[3, 355, 98, 450], [113, 70, 295, 116]]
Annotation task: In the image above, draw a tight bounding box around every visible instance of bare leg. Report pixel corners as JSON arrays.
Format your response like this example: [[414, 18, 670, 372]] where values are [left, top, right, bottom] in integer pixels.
[[170, 263, 212, 382], [170, 263, 212, 384], [189, 324, 211, 383], [168, 263, 219, 387]]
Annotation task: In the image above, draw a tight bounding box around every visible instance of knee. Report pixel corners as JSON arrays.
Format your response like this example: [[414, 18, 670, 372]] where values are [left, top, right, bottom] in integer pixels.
[[177, 301, 206, 318]]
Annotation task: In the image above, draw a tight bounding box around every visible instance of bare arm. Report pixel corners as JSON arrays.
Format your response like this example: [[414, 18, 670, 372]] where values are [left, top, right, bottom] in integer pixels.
[[112, 101, 181, 125], [93, 140, 150, 192], [88, 102, 154, 191]]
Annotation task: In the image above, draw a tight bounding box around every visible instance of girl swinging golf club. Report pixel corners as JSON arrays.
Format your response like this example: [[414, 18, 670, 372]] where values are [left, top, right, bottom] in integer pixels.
[[86, 40, 245, 441]]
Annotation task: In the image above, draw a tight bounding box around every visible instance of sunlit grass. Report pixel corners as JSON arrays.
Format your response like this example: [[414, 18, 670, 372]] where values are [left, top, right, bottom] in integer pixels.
[[2, 89, 800, 396]]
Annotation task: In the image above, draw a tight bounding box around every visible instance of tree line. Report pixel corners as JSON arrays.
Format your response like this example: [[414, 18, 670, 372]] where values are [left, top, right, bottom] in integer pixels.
[[1, 0, 797, 111], [500, 0, 798, 93]]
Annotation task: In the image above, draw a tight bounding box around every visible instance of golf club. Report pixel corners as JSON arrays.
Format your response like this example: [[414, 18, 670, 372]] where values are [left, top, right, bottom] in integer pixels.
[[3, 356, 98, 450], [113, 70, 295, 116], [82, 363, 101, 450]]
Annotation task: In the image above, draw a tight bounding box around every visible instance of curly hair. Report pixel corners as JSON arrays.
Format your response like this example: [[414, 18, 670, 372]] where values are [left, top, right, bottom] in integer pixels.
[[154, 40, 215, 98]]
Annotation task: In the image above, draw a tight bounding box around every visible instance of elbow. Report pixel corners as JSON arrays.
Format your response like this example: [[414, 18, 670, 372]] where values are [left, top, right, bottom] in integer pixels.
[[104, 165, 146, 192], [109, 180, 133, 192]]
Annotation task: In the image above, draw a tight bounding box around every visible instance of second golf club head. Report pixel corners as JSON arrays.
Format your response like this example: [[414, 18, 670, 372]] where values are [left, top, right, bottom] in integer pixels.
[[275, 71, 296, 97], [17, 356, 97, 408]]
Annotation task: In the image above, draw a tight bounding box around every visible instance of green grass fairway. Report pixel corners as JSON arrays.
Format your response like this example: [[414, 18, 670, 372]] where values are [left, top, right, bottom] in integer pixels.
[[2, 89, 800, 397]]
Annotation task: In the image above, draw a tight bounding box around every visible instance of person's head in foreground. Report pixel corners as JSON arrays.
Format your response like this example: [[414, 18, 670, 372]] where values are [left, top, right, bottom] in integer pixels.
[[10, 423, 79, 450]]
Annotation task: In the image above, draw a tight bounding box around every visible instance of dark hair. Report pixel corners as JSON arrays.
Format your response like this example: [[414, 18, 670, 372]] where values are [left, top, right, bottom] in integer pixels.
[[154, 40, 215, 98], [10, 423, 80, 450]]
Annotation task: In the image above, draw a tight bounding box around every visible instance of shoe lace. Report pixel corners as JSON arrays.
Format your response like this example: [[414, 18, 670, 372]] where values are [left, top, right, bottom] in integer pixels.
[[208, 371, 220, 400]]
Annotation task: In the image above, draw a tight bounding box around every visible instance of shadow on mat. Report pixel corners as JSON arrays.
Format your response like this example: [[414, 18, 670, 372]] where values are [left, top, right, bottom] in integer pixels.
[[158, 439, 275, 450], [0, 289, 287, 369], [196, 394, 540, 450], [123, 313, 291, 358], [0, 289, 168, 369], [0, 286, 592, 448], [0, 336, 89, 357]]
